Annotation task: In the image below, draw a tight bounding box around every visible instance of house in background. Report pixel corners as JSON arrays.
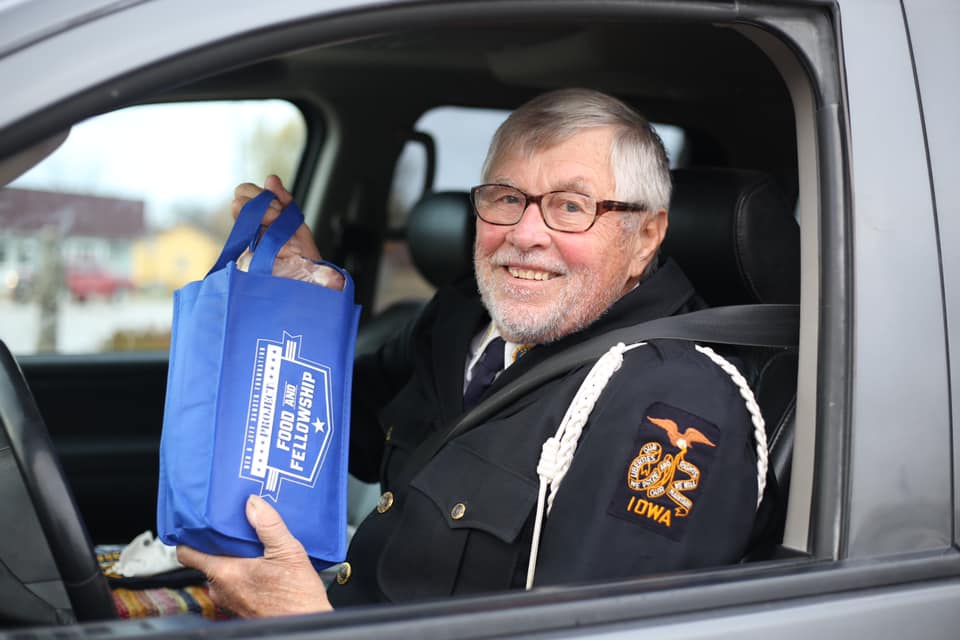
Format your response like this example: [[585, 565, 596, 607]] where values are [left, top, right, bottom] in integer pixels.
[[131, 224, 220, 293], [0, 187, 146, 297]]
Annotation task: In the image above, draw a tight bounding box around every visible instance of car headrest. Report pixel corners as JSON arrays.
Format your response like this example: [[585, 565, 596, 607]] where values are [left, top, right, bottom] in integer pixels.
[[406, 191, 476, 289], [662, 168, 800, 305]]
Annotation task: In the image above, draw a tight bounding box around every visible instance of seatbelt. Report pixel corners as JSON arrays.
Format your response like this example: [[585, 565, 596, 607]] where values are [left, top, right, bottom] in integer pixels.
[[457, 303, 798, 439], [394, 303, 799, 489]]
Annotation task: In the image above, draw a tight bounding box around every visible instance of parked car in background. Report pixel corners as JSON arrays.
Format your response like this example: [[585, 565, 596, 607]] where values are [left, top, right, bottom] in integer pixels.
[[0, 0, 958, 638], [1, 264, 134, 303], [66, 263, 134, 302]]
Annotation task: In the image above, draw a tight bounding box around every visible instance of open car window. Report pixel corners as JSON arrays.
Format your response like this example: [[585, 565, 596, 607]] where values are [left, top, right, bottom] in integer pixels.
[[0, 6, 818, 632], [0, 6, 815, 631], [0, 100, 307, 355]]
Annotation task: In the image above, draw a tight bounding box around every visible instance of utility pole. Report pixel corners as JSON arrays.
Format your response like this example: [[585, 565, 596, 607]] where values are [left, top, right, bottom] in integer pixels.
[[34, 225, 64, 352]]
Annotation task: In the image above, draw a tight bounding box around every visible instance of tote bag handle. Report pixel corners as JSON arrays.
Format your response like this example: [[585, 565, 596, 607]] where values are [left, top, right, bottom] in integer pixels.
[[207, 189, 288, 275], [246, 199, 354, 299], [248, 202, 305, 275], [208, 189, 352, 294]]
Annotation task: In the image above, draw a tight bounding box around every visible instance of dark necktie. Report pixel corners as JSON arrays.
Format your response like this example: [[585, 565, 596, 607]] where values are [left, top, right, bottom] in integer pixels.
[[463, 337, 506, 411]]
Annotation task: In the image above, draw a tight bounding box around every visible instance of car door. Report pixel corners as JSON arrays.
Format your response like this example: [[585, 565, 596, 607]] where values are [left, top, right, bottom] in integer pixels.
[[900, 0, 960, 546]]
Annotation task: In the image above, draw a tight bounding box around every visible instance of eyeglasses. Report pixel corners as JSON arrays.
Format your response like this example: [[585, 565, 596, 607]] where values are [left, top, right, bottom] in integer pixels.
[[470, 184, 648, 233]]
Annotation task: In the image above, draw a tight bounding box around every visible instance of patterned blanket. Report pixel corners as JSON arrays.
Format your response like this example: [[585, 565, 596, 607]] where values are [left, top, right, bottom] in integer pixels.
[[96, 545, 232, 620]]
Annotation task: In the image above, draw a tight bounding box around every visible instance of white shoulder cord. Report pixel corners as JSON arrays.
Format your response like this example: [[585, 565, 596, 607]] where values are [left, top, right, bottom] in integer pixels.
[[525, 341, 645, 589], [525, 342, 768, 590], [693, 344, 768, 506]]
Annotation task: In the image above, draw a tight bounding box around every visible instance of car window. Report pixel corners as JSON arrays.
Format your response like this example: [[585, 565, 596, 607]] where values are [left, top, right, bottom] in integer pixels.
[[0, 100, 307, 355], [374, 107, 509, 313], [375, 106, 687, 313]]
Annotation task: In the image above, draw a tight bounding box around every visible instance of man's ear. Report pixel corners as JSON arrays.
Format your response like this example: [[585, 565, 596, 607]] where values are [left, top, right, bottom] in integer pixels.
[[628, 209, 668, 278]]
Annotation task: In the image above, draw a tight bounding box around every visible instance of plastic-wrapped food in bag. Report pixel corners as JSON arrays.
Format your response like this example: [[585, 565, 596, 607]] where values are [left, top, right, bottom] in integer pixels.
[[236, 248, 345, 291]]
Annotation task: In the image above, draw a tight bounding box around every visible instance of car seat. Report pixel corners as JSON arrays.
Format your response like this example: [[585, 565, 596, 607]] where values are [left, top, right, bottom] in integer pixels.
[[663, 167, 800, 501], [355, 191, 475, 357]]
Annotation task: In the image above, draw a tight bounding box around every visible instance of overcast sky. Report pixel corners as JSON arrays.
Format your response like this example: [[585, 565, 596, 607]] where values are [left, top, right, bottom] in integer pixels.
[[11, 101, 302, 228]]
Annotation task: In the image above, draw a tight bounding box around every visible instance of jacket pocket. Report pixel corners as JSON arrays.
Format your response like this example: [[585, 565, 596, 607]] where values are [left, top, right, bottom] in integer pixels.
[[410, 440, 538, 543], [377, 440, 539, 601]]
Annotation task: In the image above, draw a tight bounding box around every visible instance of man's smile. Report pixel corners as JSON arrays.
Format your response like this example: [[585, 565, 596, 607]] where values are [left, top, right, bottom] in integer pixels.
[[506, 266, 559, 281]]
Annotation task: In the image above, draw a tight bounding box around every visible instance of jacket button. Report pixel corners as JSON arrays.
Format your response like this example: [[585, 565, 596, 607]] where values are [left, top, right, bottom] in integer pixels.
[[450, 502, 466, 520], [377, 491, 395, 514], [336, 562, 352, 585]]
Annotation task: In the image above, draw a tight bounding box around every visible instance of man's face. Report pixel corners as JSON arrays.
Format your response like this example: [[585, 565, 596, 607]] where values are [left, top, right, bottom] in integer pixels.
[[475, 126, 661, 344]]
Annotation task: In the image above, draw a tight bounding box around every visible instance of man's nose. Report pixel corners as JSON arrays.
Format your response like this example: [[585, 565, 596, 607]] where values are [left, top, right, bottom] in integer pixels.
[[506, 201, 552, 249]]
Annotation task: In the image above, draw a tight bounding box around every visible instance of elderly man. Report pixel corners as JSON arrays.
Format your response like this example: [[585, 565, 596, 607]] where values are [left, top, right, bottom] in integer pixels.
[[179, 88, 763, 616]]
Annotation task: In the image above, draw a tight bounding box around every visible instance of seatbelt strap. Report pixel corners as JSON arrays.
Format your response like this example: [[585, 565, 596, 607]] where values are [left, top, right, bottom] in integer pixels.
[[458, 303, 798, 435], [393, 303, 799, 489]]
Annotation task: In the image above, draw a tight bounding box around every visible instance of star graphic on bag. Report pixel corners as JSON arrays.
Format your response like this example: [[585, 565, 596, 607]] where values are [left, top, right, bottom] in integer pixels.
[[313, 418, 325, 433]]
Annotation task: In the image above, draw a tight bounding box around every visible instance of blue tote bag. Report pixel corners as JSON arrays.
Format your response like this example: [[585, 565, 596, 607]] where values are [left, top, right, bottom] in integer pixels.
[[157, 190, 360, 569]]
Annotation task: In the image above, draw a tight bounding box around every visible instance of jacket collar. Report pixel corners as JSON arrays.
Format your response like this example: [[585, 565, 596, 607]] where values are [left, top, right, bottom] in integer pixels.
[[486, 256, 700, 394], [423, 256, 700, 418]]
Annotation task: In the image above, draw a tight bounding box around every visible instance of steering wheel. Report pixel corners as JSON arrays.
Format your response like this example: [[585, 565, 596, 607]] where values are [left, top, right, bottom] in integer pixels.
[[0, 339, 116, 624]]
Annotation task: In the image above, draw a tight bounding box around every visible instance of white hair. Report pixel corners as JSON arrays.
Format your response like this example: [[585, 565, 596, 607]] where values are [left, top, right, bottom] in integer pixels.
[[481, 88, 671, 212]]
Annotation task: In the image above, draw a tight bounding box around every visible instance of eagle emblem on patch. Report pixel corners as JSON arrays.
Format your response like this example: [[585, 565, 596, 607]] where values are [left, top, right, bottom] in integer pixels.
[[608, 402, 721, 540]]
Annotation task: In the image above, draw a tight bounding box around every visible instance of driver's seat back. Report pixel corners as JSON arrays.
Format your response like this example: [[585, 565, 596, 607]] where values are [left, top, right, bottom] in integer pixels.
[[663, 167, 800, 547]]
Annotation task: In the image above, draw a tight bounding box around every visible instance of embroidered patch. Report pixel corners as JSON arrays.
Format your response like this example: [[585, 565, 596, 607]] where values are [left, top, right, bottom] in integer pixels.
[[511, 344, 534, 362], [607, 402, 721, 540]]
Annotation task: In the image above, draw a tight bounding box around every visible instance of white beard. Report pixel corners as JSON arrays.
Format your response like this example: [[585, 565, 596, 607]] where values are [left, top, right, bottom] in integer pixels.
[[474, 247, 623, 344]]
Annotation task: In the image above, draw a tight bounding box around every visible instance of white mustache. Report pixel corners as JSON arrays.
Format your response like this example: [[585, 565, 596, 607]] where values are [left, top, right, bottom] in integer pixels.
[[488, 248, 567, 275]]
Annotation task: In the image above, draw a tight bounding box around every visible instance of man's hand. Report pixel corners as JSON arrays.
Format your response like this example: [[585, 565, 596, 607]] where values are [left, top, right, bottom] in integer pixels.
[[233, 174, 323, 262], [177, 494, 333, 618]]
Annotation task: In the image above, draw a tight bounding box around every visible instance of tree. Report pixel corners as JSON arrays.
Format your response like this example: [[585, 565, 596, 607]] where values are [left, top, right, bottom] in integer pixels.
[[237, 117, 306, 188]]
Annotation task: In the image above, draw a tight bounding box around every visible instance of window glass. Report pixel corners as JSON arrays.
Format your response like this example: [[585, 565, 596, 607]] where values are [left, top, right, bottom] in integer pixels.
[[1, 100, 307, 355], [377, 106, 687, 312], [376, 107, 509, 313]]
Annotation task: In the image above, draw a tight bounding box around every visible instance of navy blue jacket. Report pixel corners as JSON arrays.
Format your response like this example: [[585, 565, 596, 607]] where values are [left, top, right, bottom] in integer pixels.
[[329, 258, 761, 606]]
